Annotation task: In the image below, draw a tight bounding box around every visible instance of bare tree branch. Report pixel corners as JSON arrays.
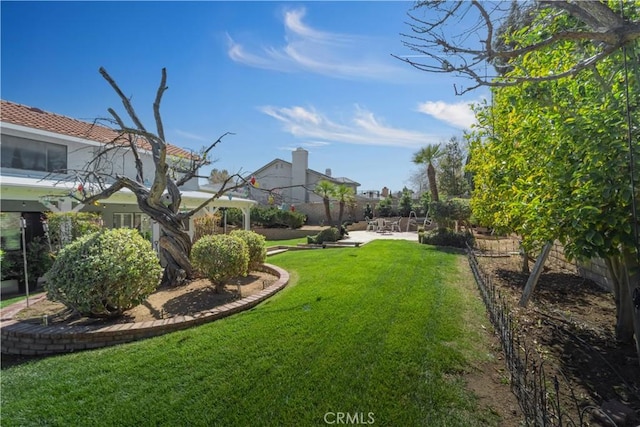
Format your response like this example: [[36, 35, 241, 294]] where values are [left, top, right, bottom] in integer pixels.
[[174, 132, 235, 188], [153, 68, 168, 143], [60, 67, 241, 286], [99, 67, 148, 133], [396, 0, 640, 94]]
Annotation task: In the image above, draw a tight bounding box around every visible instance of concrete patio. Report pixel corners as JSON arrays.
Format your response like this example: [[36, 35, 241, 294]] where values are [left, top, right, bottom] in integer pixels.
[[340, 230, 420, 245]]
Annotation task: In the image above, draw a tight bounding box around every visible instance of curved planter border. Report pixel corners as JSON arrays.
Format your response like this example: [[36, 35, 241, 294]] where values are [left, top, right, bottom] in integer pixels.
[[1, 263, 289, 356]]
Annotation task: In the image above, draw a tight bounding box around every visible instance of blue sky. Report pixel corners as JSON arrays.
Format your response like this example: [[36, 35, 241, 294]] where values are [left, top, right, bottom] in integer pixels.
[[1, 1, 488, 195]]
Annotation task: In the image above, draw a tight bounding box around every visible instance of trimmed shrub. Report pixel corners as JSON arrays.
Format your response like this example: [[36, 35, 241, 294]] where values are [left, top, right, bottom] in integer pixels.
[[230, 230, 267, 270], [191, 234, 249, 291], [420, 228, 474, 248], [47, 212, 102, 251], [308, 227, 341, 244], [227, 206, 306, 229], [44, 228, 162, 318]]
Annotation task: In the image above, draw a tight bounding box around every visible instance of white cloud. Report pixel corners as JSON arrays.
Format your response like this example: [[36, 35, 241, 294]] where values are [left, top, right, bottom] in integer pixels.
[[226, 7, 409, 81], [260, 104, 442, 149], [416, 101, 477, 129], [278, 141, 331, 152]]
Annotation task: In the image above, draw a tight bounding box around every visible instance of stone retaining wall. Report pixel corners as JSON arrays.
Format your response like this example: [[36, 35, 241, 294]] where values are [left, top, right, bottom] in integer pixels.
[[1, 264, 289, 356]]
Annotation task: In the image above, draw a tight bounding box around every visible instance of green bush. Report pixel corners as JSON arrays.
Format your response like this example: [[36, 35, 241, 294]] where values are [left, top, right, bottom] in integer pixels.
[[47, 212, 102, 251], [308, 227, 341, 244], [44, 228, 162, 318], [230, 230, 266, 270], [191, 234, 249, 291], [420, 228, 474, 249], [0, 249, 12, 281], [226, 206, 305, 229], [2, 237, 55, 292]]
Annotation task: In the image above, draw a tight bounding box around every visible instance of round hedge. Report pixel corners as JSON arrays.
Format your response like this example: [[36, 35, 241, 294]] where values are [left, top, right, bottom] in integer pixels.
[[191, 234, 249, 290], [229, 230, 266, 270], [44, 228, 162, 318]]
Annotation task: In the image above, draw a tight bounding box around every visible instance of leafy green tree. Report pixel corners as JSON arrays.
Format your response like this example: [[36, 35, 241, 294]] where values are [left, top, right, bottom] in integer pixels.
[[438, 137, 469, 198], [208, 168, 231, 184], [412, 144, 442, 202], [467, 14, 640, 357], [333, 184, 355, 226], [398, 187, 413, 217], [375, 196, 394, 217], [314, 180, 336, 226], [402, 0, 640, 362], [396, 1, 640, 93]]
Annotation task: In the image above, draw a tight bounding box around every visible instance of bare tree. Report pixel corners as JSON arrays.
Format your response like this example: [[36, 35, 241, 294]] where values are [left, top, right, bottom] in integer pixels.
[[395, 1, 640, 94], [67, 67, 246, 287]]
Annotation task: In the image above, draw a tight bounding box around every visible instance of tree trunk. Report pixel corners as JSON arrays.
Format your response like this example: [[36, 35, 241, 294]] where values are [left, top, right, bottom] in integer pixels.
[[323, 197, 333, 227], [338, 201, 345, 226], [427, 163, 439, 202], [159, 225, 194, 287], [137, 197, 194, 287], [605, 249, 640, 363], [519, 242, 552, 307]]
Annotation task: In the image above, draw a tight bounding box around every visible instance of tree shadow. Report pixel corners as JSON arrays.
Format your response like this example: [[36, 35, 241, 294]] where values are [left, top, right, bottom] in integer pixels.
[[495, 270, 610, 307], [547, 318, 640, 424], [161, 286, 237, 318]]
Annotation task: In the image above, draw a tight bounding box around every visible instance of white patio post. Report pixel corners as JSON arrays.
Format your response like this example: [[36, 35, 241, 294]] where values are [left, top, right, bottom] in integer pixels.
[[241, 206, 251, 230]]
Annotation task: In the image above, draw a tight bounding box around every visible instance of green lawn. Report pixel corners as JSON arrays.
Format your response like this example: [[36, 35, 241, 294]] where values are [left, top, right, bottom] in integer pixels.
[[1, 241, 499, 426], [265, 237, 307, 248]]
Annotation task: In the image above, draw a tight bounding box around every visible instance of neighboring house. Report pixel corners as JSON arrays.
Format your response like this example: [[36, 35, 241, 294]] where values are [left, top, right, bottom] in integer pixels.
[[247, 147, 360, 206], [0, 99, 255, 251]]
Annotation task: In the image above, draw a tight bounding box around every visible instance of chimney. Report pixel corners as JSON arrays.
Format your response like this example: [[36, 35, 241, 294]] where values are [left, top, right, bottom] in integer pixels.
[[292, 148, 308, 203], [325, 168, 332, 177]]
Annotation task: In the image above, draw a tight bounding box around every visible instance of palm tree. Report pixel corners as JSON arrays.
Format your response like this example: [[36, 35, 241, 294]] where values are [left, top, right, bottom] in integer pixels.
[[333, 184, 355, 227], [412, 144, 442, 202], [314, 180, 336, 226]]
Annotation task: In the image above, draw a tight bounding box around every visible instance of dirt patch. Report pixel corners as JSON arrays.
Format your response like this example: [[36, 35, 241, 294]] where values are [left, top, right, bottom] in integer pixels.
[[472, 235, 640, 426], [14, 270, 278, 326]]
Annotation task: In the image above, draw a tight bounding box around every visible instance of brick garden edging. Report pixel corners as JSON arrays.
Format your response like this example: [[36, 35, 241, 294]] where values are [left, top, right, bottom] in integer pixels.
[[0, 263, 289, 356]]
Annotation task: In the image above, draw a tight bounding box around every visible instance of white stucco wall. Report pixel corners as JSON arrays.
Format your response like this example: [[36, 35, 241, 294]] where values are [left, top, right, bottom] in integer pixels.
[[1, 123, 199, 190]]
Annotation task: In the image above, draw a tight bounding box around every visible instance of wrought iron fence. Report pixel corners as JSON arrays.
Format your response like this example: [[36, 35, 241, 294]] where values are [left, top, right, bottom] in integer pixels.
[[467, 243, 600, 427]]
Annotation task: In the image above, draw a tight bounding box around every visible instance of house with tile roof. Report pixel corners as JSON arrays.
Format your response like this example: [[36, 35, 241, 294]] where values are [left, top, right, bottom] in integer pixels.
[[0, 99, 255, 253], [247, 147, 360, 206]]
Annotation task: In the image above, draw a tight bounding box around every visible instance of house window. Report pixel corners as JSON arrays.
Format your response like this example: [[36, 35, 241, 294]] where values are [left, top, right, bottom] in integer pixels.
[[1, 135, 67, 173], [112, 213, 152, 240]]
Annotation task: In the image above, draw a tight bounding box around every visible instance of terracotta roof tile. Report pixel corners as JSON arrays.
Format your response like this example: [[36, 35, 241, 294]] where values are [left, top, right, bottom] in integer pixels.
[[0, 99, 193, 158]]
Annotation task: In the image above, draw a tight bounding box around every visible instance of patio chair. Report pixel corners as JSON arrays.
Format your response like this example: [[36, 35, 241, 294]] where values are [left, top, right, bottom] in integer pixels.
[[389, 217, 401, 232], [376, 218, 389, 233], [365, 217, 377, 232]]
